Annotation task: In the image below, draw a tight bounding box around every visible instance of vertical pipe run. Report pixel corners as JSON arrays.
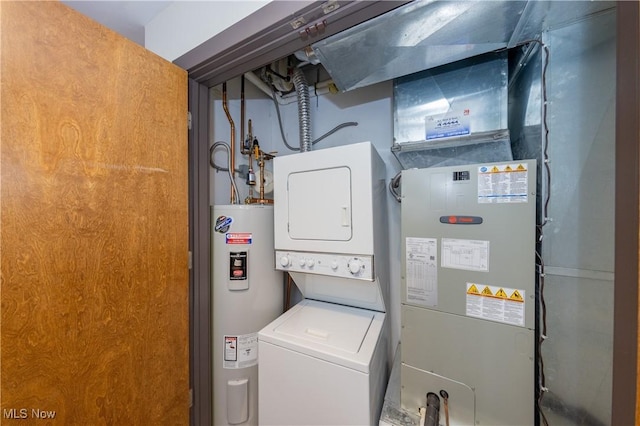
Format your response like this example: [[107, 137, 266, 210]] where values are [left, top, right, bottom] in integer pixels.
[[240, 77, 245, 149], [424, 393, 440, 426], [241, 79, 254, 200], [222, 82, 236, 204], [292, 68, 312, 152], [259, 156, 265, 201]]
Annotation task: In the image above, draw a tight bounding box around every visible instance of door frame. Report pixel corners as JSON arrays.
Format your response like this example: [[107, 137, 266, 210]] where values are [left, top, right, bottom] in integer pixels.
[[185, 2, 640, 425], [183, 3, 411, 424], [188, 79, 212, 426], [612, 1, 640, 424]]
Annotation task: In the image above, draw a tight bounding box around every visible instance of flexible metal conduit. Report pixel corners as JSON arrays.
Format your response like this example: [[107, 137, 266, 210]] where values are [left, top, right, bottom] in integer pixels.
[[292, 68, 312, 152], [222, 82, 237, 204]]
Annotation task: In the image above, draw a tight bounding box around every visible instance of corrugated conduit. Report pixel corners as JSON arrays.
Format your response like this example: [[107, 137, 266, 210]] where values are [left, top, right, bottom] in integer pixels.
[[292, 68, 312, 152]]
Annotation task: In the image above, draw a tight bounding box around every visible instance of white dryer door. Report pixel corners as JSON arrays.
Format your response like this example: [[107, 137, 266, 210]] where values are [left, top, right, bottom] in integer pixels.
[[287, 166, 352, 241]]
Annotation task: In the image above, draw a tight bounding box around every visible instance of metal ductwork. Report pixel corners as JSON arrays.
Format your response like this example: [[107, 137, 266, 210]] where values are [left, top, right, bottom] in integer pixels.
[[311, 0, 614, 93]]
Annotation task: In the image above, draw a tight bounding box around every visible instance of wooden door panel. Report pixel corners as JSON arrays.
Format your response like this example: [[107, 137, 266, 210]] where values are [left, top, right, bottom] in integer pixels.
[[1, 2, 189, 424]]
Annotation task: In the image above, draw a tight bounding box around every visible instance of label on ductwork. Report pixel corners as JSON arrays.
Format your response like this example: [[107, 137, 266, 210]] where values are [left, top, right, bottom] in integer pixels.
[[425, 109, 471, 140], [223, 333, 258, 369]]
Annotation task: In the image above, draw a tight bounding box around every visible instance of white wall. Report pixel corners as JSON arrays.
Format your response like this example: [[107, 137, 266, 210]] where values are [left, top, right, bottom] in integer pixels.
[[210, 78, 404, 355], [145, 1, 271, 62]]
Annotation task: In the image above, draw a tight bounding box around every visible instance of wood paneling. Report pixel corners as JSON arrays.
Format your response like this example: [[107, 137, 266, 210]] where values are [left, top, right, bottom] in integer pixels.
[[1, 2, 189, 424]]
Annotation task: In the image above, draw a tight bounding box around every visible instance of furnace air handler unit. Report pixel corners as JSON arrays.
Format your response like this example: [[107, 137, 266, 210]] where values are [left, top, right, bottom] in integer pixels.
[[400, 160, 536, 425]]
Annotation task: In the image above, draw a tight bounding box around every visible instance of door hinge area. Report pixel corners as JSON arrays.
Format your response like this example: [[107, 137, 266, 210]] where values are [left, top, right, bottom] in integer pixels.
[[187, 111, 192, 130], [188, 251, 193, 270], [189, 388, 193, 407]]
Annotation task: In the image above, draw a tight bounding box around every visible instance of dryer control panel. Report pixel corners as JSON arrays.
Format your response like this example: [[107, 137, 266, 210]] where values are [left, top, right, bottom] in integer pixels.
[[275, 250, 374, 281]]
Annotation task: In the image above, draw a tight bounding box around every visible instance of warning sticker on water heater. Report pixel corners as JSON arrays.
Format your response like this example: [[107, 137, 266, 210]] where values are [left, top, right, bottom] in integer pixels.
[[466, 283, 525, 327], [226, 233, 253, 244], [405, 237, 438, 307], [224, 333, 258, 369], [477, 163, 529, 204]]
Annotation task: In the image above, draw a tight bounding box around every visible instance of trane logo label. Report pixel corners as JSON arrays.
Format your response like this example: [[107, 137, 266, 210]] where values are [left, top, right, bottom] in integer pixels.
[[439, 216, 483, 225]]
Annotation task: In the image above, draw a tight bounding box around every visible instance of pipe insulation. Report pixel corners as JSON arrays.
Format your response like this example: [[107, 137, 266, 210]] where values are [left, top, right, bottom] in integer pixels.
[[244, 72, 274, 100], [292, 68, 312, 152], [244, 70, 335, 105], [424, 393, 441, 426]]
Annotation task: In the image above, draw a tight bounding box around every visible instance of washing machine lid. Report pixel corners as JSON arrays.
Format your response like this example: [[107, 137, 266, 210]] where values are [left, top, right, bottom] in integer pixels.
[[259, 299, 386, 373]]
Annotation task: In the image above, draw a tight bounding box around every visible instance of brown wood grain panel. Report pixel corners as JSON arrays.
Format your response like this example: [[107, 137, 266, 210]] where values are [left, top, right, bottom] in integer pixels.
[[1, 2, 189, 424]]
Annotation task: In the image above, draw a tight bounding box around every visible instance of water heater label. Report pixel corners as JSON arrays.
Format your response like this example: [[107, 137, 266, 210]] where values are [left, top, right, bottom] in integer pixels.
[[405, 237, 438, 307], [466, 283, 525, 327], [226, 233, 253, 244], [229, 251, 248, 281], [215, 215, 233, 233], [477, 163, 529, 203], [224, 333, 258, 369]]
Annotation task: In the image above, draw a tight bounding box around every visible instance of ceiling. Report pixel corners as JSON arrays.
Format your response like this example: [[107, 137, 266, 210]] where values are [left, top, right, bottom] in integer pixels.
[[61, 0, 172, 46]]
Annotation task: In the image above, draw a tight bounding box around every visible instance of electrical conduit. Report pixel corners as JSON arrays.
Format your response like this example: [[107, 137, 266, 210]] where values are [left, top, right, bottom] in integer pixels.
[[292, 68, 312, 152]]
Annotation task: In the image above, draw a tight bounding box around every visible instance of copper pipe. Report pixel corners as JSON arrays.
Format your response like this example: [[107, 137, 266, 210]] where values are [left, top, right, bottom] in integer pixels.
[[222, 82, 236, 204], [244, 198, 274, 205], [243, 136, 274, 205], [440, 390, 450, 426], [259, 156, 266, 200]]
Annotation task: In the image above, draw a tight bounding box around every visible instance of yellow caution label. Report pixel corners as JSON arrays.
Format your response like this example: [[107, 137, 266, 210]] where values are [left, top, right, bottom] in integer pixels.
[[517, 164, 526, 171], [467, 284, 480, 295], [466, 284, 526, 327], [495, 288, 508, 299], [510, 290, 524, 301], [491, 166, 500, 173], [505, 165, 512, 172]]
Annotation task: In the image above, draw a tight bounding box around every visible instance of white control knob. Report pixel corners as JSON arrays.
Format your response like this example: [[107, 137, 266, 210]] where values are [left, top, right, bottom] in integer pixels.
[[331, 261, 339, 271], [279, 256, 290, 267], [306, 259, 315, 268], [348, 258, 363, 275], [299, 258, 306, 267]]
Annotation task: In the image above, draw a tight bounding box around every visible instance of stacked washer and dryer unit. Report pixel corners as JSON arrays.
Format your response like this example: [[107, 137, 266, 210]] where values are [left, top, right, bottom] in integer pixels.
[[258, 141, 390, 426]]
